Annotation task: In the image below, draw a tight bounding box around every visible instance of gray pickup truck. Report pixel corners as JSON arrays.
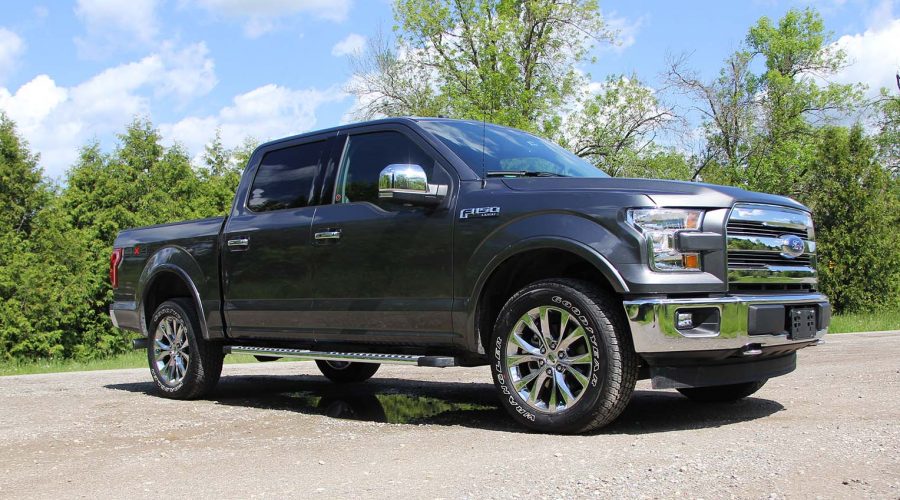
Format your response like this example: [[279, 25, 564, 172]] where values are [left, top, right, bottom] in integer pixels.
[[109, 117, 830, 433]]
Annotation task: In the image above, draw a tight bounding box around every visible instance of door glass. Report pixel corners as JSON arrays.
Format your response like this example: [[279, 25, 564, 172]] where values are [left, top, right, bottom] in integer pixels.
[[334, 131, 435, 207], [248, 140, 328, 212]]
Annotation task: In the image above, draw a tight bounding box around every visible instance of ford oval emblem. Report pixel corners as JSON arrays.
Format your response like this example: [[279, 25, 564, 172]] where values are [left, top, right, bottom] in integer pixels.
[[780, 234, 805, 258]]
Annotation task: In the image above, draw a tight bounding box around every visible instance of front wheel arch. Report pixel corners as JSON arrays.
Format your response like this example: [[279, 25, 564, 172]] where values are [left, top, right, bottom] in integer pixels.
[[473, 243, 626, 354]]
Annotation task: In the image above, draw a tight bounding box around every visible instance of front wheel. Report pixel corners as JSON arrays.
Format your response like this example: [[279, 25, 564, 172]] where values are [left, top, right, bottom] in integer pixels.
[[490, 279, 638, 434], [315, 360, 380, 383], [148, 298, 223, 399], [677, 380, 767, 402]]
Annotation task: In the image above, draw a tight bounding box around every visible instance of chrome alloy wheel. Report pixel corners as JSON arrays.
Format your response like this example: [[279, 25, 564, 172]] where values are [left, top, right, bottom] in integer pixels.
[[153, 314, 190, 386], [505, 306, 594, 413]]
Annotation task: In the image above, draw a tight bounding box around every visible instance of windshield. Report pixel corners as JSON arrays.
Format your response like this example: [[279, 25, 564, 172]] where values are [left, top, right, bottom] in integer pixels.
[[418, 120, 608, 178]]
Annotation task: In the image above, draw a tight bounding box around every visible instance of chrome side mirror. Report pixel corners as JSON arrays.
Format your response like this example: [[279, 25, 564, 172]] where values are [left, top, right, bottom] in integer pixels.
[[378, 164, 447, 207]]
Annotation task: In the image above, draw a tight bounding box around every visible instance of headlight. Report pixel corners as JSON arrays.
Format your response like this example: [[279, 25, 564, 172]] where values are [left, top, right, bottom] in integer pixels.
[[627, 208, 704, 272]]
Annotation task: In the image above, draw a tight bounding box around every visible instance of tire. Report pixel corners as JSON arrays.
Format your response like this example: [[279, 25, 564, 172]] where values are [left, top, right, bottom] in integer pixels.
[[490, 279, 638, 434], [677, 380, 767, 403], [148, 298, 223, 399], [315, 360, 380, 383]]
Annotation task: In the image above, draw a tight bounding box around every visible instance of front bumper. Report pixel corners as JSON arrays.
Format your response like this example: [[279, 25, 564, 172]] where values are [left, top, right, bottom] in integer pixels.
[[623, 293, 830, 355]]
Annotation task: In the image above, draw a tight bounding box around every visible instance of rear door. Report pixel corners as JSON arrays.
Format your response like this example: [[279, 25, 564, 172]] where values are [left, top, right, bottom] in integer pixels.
[[306, 125, 457, 345], [221, 135, 334, 339]]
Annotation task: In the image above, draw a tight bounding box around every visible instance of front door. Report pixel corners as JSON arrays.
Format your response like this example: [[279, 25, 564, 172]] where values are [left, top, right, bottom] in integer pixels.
[[308, 127, 456, 345]]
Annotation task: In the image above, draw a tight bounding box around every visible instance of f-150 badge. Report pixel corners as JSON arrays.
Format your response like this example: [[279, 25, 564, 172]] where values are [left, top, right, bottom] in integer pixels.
[[460, 206, 500, 219]]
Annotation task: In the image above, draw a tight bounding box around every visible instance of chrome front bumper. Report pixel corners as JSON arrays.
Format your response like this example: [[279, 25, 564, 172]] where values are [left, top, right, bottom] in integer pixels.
[[623, 293, 830, 354]]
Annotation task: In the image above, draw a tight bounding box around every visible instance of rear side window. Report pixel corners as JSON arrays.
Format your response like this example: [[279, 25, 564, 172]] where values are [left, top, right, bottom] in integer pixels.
[[248, 141, 328, 212]]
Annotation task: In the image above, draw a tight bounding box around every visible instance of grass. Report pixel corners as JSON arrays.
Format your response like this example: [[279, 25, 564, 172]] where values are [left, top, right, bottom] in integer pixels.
[[829, 308, 900, 334], [0, 350, 264, 377], [2, 308, 898, 376]]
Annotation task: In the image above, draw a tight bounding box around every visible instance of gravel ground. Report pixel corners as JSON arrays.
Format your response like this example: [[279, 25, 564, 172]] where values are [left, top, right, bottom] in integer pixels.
[[0, 331, 898, 499]]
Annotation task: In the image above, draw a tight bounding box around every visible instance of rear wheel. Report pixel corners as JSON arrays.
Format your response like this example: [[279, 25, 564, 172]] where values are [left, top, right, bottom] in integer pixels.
[[677, 380, 767, 402], [315, 360, 380, 383], [490, 279, 638, 434], [148, 298, 223, 399]]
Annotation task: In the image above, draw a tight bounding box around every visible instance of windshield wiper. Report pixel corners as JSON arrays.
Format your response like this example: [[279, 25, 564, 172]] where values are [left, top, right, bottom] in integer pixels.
[[485, 170, 568, 178]]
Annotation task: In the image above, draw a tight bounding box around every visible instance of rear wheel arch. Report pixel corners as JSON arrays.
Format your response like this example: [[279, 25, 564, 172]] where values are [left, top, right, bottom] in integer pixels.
[[141, 267, 209, 340], [473, 240, 628, 354]]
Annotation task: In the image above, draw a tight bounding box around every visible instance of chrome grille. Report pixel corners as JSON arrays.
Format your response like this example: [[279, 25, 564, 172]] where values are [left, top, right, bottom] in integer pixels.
[[727, 250, 813, 268], [726, 221, 808, 239], [726, 204, 817, 291]]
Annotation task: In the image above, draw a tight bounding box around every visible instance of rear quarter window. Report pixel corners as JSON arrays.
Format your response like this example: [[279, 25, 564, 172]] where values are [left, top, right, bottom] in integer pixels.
[[248, 141, 328, 212]]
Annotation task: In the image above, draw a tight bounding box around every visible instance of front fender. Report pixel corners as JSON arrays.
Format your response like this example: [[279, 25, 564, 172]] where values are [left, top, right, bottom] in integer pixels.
[[136, 246, 210, 339], [465, 212, 630, 301], [458, 212, 634, 353]]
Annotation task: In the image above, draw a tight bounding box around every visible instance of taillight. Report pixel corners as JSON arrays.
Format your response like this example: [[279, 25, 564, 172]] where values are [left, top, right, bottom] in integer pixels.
[[110, 248, 124, 288]]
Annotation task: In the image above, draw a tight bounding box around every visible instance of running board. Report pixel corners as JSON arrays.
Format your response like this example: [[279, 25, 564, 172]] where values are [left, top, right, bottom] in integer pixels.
[[224, 346, 457, 368]]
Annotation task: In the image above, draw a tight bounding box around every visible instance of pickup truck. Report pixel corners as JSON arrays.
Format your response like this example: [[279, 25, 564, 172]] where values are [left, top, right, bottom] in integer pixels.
[[110, 117, 830, 433]]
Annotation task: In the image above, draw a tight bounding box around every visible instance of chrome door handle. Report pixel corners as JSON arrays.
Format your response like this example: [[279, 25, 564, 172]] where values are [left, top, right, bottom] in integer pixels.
[[227, 237, 249, 247], [314, 230, 342, 240]]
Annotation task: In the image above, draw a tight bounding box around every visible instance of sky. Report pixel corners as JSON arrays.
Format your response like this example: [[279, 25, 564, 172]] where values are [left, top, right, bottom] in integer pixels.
[[0, 0, 898, 180]]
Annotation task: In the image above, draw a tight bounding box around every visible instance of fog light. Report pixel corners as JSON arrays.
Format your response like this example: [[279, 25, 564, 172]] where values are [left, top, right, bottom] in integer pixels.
[[676, 312, 694, 330]]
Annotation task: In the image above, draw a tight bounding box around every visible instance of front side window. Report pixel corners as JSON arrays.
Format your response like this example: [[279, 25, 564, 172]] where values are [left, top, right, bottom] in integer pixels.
[[248, 141, 328, 212], [334, 131, 436, 206]]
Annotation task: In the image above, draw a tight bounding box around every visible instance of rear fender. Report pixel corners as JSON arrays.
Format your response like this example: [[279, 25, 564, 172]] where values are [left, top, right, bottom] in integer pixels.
[[136, 246, 210, 339]]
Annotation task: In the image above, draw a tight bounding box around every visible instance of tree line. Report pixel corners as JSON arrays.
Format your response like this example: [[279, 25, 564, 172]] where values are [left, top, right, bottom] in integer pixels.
[[0, 119, 254, 360], [1, 2, 898, 361]]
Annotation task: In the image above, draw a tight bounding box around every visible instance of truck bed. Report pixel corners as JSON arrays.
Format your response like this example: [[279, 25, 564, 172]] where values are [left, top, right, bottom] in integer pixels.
[[111, 216, 226, 335]]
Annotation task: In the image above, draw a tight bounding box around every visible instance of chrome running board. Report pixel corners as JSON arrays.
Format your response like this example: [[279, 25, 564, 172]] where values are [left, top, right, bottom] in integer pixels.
[[224, 345, 457, 367]]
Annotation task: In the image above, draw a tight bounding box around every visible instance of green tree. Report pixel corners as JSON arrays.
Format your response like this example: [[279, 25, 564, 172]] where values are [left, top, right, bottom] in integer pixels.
[[197, 130, 257, 216], [352, 0, 613, 134], [667, 8, 862, 191], [348, 0, 674, 175], [54, 118, 208, 359], [559, 75, 677, 177], [0, 116, 108, 360], [0, 113, 47, 237], [0, 114, 264, 361], [62, 118, 204, 242], [874, 88, 900, 176], [804, 125, 900, 312]]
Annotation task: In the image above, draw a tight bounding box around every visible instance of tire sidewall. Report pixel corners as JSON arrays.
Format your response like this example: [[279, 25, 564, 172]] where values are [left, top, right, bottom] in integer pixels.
[[316, 360, 380, 383], [491, 282, 612, 432], [148, 301, 199, 396]]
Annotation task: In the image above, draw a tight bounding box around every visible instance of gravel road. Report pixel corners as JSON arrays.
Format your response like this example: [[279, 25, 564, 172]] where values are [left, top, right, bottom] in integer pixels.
[[1, 331, 898, 499]]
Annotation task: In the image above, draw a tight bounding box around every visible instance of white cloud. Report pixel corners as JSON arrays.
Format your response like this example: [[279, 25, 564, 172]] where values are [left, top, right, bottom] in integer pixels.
[[0, 42, 216, 178], [332, 33, 366, 57], [74, 0, 160, 58], [832, 18, 900, 95], [0, 28, 24, 82], [603, 12, 644, 53], [160, 83, 347, 156], [188, 0, 352, 37]]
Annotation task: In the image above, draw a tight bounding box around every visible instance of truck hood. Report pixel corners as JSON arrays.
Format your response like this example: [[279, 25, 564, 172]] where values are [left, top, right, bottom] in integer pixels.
[[501, 177, 809, 211]]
